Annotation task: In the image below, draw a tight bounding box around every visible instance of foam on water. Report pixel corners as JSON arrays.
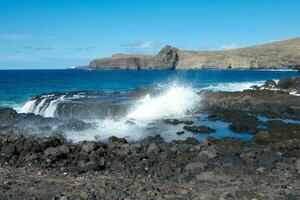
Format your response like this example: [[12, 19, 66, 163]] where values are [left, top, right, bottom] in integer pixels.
[[127, 82, 200, 120], [19, 95, 68, 118], [65, 82, 202, 142], [202, 81, 265, 92]]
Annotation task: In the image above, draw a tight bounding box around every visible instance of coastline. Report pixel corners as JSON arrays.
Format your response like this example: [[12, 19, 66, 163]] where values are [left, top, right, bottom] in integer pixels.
[[0, 75, 299, 199]]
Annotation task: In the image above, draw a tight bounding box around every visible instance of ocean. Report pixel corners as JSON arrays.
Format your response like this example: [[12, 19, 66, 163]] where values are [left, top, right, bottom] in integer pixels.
[[0, 69, 298, 142], [0, 69, 298, 109]]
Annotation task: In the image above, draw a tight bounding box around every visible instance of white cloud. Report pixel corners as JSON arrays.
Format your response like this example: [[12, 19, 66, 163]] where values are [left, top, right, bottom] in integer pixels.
[[220, 43, 238, 50], [36, 46, 52, 50], [75, 46, 95, 51], [121, 41, 157, 50], [0, 34, 32, 41]]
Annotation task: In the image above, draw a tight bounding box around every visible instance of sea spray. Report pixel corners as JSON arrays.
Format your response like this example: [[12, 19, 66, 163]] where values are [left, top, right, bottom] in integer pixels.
[[65, 82, 201, 142], [127, 82, 200, 120]]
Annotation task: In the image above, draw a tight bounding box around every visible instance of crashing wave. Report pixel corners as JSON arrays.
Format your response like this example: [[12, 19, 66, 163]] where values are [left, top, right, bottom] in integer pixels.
[[20, 94, 68, 117], [63, 82, 201, 142]]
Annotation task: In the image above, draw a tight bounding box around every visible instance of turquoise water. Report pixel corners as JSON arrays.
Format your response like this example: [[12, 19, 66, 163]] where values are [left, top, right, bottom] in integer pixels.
[[0, 69, 298, 108]]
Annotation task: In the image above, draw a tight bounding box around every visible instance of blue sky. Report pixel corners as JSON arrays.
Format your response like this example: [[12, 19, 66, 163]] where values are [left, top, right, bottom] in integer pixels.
[[0, 0, 300, 69]]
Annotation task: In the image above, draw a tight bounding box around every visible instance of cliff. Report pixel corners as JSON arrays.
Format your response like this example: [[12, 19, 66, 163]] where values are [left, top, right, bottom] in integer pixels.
[[87, 37, 300, 70]]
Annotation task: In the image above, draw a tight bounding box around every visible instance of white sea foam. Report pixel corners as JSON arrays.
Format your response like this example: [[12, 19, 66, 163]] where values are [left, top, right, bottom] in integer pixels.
[[19, 99, 37, 113], [290, 90, 300, 96], [65, 82, 201, 142], [202, 81, 265, 92], [127, 82, 200, 120], [19, 95, 66, 118]]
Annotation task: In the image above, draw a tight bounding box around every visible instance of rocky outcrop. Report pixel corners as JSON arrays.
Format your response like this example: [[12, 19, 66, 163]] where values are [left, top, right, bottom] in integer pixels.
[[154, 45, 179, 69], [86, 37, 300, 70]]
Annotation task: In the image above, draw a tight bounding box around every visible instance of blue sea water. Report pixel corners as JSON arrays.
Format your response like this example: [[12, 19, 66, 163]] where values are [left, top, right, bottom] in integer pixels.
[[0, 69, 298, 108]]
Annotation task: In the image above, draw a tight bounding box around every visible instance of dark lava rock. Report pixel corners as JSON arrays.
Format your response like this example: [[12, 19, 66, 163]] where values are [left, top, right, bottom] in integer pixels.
[[58, 119, 91, 131], [183, 125, 215, 133], [176, 131, 185, 135], [44, 145, 70, 160], [147, 143, 161, 155], [264, 80, 277, 88], [172, 137, 199, 145], [0, 144, 16, 157], [163, 119, 194, 125], [255, 150, 280, 169], [278, 77, 296, 89], [107, 136, 127, 150], [0, 108, 17, 126], [81, 141, 98, 153]]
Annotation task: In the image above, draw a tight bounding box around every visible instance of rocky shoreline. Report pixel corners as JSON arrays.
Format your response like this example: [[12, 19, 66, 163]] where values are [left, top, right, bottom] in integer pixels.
[[86, 37, 300, 70], [0, 77, 300, 199]]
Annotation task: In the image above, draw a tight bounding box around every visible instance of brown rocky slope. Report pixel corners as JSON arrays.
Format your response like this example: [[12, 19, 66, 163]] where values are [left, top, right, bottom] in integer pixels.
[[87, 37, 300, 70]]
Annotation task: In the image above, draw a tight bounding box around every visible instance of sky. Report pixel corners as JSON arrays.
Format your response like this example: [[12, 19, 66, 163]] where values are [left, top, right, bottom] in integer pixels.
[[0, 0, 300, 69]]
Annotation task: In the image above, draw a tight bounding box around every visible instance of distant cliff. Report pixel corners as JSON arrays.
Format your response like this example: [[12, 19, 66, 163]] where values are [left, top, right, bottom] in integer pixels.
[[86, 37, 300, 70]]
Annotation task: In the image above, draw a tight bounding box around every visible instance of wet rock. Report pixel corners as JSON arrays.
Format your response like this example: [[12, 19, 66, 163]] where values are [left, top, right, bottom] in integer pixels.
[[42, 134, 67, 148], [172, 137, 199, 145], [163, 119, 181, 125], [58, 119, 91, 131], [176, 131, 185, 135], [183, 125, 215, 133], [278, 77, 295, 89], [44, 145, 70, 160], [107, 136, 127, 150], [163, 119, 194, 125], [0, 108, 17, 126], [0, 144, 16, 157], [264, 80, 277, 88]]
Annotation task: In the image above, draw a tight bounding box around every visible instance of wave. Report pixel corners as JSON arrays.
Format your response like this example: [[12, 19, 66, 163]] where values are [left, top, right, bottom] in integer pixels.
[[202, 81, 265, 92], [64, 82, 201, 142], [127, 82, 200, 120], [18, 94, 82, 118]]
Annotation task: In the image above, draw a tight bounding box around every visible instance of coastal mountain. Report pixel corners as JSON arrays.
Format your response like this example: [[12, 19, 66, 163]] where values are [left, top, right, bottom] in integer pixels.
[[87, 37, 300, 70]]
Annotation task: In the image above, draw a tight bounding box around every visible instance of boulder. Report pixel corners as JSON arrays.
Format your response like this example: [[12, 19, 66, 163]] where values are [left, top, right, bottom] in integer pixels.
[[81, 141, 98, 153], [107, 136, 127, 150], [278, 77, 295, 89], [0, 144, 16, 157], [44, 145, 70, 160]]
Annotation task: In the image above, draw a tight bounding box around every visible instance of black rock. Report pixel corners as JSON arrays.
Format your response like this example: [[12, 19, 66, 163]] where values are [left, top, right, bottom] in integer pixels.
[[163, 119, 194, 125], [44, 145, 70, 161], [183, 125, 215, 133], [176, 131, 185, 135], [0, 144, 16, 157], [107, 136, 127, 150]]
